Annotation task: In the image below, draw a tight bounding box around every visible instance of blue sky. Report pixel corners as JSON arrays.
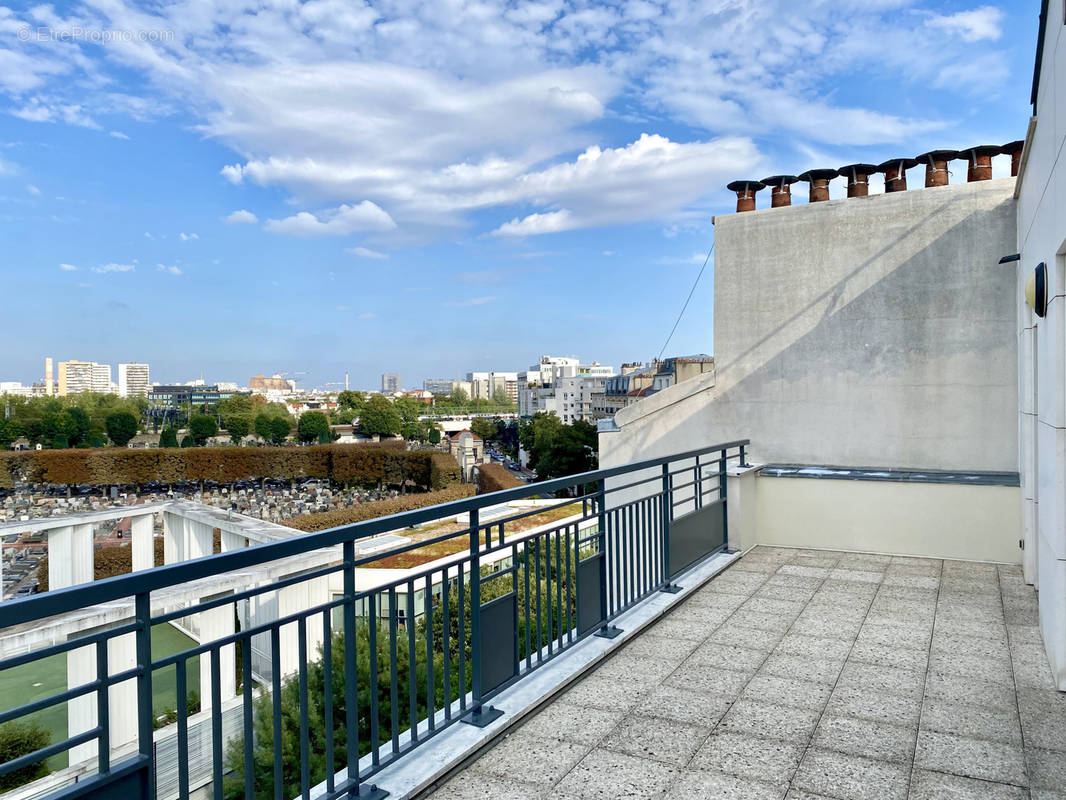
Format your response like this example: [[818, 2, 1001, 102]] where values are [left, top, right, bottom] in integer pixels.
[[0, 0, 1040, 390]]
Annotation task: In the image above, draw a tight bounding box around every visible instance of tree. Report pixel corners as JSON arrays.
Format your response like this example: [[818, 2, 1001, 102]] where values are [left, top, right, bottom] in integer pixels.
[[297, 411, 331, 444], [359, 395, 402, 437], [188, 414, 219, 445], [0, 720, 51, 791], [470, 416, 497, 442], [0, 418, 21, 449], [159, 427, 179, 448], [269, 416, 292, 445], [180, 434, 196, 448], [335, 391, 366, 421], [67, 407, 92, 447], [105, 411, 139, 447], [226, 415, 251, 445]]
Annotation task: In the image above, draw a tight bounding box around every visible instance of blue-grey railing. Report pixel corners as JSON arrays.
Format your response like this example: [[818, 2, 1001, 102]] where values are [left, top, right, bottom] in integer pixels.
[[0, 439, 748, 800]]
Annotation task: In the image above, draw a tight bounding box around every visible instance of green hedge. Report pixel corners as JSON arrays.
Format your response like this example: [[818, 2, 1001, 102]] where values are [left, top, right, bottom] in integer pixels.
[[283, 485, 476, 532], [476, 462, 523, 494], [0, 444, 461, 492]]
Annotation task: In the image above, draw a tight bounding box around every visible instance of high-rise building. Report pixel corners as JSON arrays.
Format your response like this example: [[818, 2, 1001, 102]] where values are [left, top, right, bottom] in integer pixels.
[[57, 360, 111, 395], [45, 357, 54, 396], [466, 371, 519, 402], [382, 373, 401, 393], [424, 378, 458, 395], [118, 363, 150, 398]]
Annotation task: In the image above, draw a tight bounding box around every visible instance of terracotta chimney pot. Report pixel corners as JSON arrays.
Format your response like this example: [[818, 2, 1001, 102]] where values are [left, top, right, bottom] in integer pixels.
[[917, 150, 959, 187], [726, 180, 766, 213], [876, 158, 919, 193], [837, 164, 878, 197]]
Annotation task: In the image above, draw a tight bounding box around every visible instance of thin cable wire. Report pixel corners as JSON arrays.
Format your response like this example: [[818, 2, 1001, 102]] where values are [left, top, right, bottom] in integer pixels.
[[657, 240, 714, 361]]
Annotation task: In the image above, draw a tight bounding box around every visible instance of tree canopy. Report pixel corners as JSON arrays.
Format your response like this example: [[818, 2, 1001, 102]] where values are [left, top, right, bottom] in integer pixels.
[[359, 395, 402, 437], [188, 414, 219, 445], [105, 411, 139, 447], [297, 411, 331, 444]]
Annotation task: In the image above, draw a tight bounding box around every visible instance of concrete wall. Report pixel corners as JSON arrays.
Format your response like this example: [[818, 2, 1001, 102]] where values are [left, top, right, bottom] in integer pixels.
[[753, 476, 1021, 564], [601, 177, 1019, 474], [1015, 0, 1066, 690]]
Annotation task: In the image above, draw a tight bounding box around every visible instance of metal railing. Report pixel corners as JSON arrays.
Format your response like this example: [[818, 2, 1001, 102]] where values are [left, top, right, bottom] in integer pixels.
[[0, 440, 748, 800]]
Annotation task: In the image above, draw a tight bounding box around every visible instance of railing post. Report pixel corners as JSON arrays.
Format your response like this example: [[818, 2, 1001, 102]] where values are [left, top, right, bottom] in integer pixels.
[[594, 478, 622, 639], [720, 448, 731, 551], [134, 592, 154, 798], [660, 463, 681, 593], [462, 508, 502, 727]]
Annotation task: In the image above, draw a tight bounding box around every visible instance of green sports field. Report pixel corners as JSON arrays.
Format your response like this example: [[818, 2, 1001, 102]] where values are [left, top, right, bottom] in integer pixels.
[[0, 623, 201, 770]]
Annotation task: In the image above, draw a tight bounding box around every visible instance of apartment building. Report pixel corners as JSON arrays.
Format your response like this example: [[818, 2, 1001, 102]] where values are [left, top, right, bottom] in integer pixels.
[[57, 360, 111, 395], [117, 362, 150, 398]]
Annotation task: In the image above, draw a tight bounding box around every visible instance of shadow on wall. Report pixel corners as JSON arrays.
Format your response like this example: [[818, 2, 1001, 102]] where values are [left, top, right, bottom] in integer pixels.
[[610, 185, 1018, 473]]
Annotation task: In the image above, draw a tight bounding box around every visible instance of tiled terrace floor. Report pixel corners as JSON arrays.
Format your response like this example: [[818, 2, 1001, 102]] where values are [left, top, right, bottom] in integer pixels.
[[423, 546, 1065, 800]]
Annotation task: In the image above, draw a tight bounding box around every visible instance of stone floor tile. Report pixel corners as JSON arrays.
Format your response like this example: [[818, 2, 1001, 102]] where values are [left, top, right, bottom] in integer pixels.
[[855, 620, 933, 652], [930, 631, 1012, 660], [828, 568, 884, 585], [428, 773, 546, 800], [1004, 602, 1040, 626], [1027, 746, 1066, 791], [875, 584, 940, 602], [1031, 791, 1066, 800], [769, 571, 826, 589], [914, 730, 1028, 785], [812, 714, 917, 763], [920, 697, 1022, 744], [665, 662, 753, 696], [790, 614, 864, 642], [927, 651, 1014, 685], [932, 617, 1007, 642], [941, 561, 999, 579], [685, 642, 768, 672], [836, 662, 925, 700], [520, 701, 626, 746], [1017, 689, 1066, 752], [836, 553, 892, 569], [716, 698, 823, 742], [759, 653, 845, 686], [709, 623, 787, 652], [923, 672, 1017, 712], [755, 583, 819, 603], [778, 564, 832, 579], [733, 559, 787, 575], [595, 652, 676, 683], [886, 560, 942, 576], [671, 769, 788, 799], [560, 671, 655, 710], [867, 597, 937, 619], [815, 579, 880, 599], [934, 604, 1004, 627], [741, 674, 833, 711], [1011, 642, 1057, 690], [689, 731, 806, 784], [882, 573, 941, 590], [785, 791, 838, 800], [792, 747, 910, 800], [636, 683, 735, 727], [622, 631, 702, 663], [804, 600, 871, 623], [1007, 624, 1045, 646], [600, 712, 710, 766], [646, 615, 717, 643], [467, 729, 591, 785], [848, 640, 929, 672], [731, 609, 800, 633], [775, 633, 854, 661], [550, 747, 680, 799], [907, 769, 1030, 799], [825, 684, 923, 728], [789, 554, 842, 569], [742, 596, 808, 618]]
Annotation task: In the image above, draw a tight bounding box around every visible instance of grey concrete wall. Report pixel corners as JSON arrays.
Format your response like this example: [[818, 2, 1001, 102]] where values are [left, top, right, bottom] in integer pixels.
[[602, 177, 1019, 473]]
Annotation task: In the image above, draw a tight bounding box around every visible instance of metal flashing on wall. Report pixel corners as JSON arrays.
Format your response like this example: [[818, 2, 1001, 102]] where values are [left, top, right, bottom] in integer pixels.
[[759, 464, 1020, 487]]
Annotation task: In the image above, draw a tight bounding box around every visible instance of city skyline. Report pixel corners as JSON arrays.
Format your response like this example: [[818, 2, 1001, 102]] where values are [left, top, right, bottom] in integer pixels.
[[1, 1, 1038, 387]]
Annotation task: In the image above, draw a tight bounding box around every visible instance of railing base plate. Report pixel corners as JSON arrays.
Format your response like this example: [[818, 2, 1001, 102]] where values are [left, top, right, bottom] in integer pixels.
[[461, 705, 504, 728], [660, 584, 683, 594], [353, 785, 389, 800], [594, 625, 623, 639]]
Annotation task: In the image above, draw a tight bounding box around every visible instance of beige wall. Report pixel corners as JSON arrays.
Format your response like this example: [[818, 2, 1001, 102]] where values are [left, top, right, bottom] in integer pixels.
[[751, 476, 1021, 564]]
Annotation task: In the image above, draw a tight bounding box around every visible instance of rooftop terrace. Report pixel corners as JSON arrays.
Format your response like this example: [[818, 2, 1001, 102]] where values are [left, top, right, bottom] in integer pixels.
[[424, 546, 1063, 800]]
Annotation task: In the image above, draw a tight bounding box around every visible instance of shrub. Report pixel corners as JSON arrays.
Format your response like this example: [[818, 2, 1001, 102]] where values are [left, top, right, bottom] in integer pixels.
[[159, 428, 179, 448], [105, 411, 139, 447], [0, 720, 51, 791], [476, 462, 523, 494], [284, 485, 476, 532], [189, 415, 218, 446]]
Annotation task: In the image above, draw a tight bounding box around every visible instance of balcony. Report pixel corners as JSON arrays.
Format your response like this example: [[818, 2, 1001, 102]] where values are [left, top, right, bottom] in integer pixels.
[[0, 440, 1061, 800]]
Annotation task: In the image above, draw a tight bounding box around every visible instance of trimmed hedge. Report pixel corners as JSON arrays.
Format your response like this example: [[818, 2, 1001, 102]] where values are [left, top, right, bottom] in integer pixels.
[[0, 444, 460, 492], [284, 485, 476, 532], [476, 462, 523, 494]]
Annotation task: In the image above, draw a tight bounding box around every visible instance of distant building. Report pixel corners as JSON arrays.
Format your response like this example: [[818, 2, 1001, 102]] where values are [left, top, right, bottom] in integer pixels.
[[601, 356, 713, 417], [118, 363, 150, 398], [518, 360, 617, 421], [466, 371, 518, 403], [445, 430, 487, 481], [45, 357, 53, 396], [0, 381, 34, 397], [382, 373, 402, 393], [147, 384, 238, 409], [249, 373, 292, 393], [57, 360, 111, 395], [424, 378, 459, 395]]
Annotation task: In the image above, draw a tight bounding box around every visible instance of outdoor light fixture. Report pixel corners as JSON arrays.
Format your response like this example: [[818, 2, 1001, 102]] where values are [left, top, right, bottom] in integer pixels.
[[1025, 262, 1048, 318]]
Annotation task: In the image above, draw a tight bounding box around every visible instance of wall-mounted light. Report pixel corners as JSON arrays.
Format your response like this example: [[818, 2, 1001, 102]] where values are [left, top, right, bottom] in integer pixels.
[[1025, 262, 1048, 318]]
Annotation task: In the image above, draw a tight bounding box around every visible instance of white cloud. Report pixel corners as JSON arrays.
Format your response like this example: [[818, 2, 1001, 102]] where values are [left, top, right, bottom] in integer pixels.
[[91, 263, 135, 273], [494, 210, 574, 237], [144, 232, 152, 238], [448, 296, 496, 307], [179, 232, 198, 241], [26, 184, 40, 196], [346, 246, 388, 259], [157, 263, 182, 275], [59, 263, 78, 271], [224, 209, 258, 224], [926, 6, 1004, 42], [110, 131, 130, 140], [265, 201, 397, 237]]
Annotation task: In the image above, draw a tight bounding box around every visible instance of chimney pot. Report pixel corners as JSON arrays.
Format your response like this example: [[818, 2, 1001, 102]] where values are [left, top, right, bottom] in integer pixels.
[[1001, 140, 1024, 177], [837, 164, 878, 197], [760, 175, 800, 207], [917, 150, 959, 187], [798, 169, 839, 203], [726, 180, 766, 212], [960, 145, 1001, 182], [876, 158, 919, 193]]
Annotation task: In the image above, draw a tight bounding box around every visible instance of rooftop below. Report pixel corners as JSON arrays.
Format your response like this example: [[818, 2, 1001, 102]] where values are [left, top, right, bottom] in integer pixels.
[[423, 546, 1062, 800]]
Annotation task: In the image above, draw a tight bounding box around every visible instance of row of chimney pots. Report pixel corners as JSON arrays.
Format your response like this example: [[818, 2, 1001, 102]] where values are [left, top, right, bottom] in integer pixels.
[[728, 141, 1024, 212]]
